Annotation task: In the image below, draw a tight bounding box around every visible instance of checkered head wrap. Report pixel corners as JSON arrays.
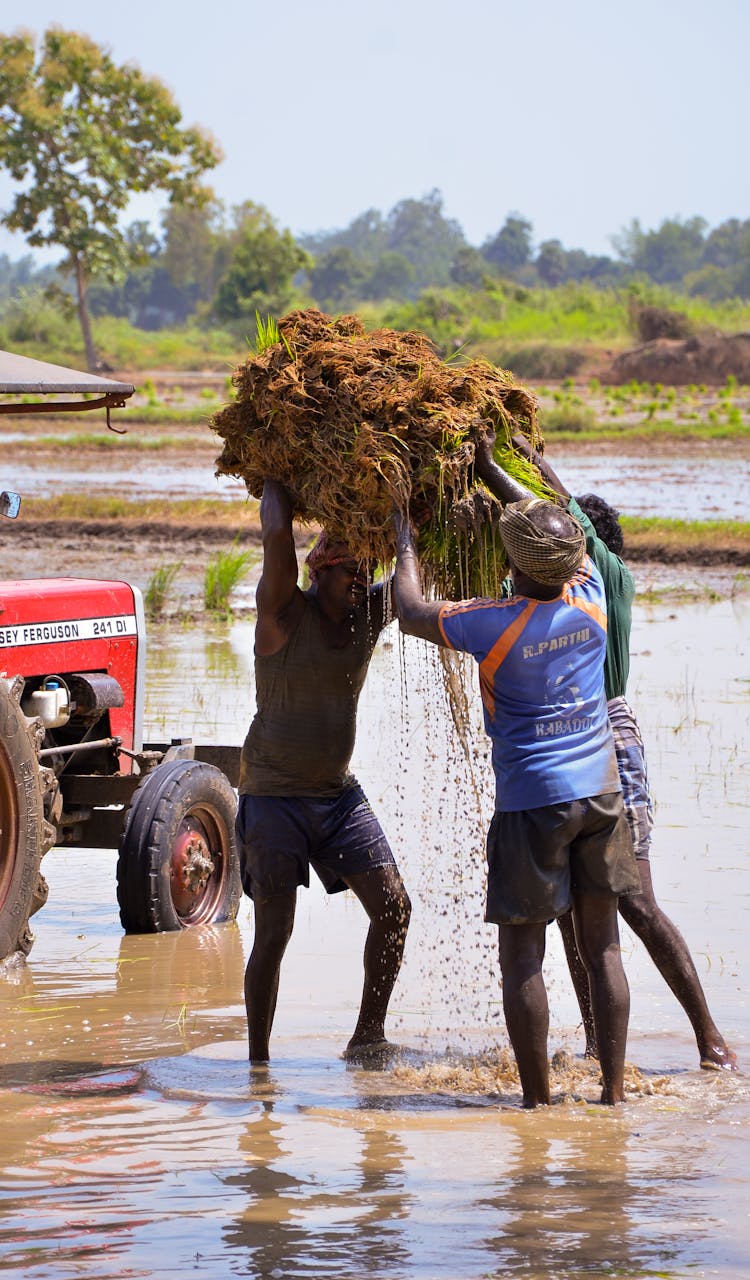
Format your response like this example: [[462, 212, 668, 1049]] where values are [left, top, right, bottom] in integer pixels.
[[499, 497, 586, 587], [305, 532, 353, 582]]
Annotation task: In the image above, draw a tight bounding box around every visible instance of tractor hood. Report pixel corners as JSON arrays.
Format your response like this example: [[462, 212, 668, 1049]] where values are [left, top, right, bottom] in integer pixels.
[[0, 350, 134, 417]]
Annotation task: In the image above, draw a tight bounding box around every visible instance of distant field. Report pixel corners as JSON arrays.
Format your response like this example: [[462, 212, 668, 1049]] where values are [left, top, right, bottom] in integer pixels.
[[4, 374, 749, 444]]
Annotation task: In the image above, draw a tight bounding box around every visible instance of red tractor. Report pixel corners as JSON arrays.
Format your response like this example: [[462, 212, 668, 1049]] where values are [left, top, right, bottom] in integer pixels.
[[0, 351, 241, 963]]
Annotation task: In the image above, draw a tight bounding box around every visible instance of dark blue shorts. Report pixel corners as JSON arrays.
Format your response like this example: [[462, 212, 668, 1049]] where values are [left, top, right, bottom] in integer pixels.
[[236, 785, 396, 902], [485, 791, 640, 925]]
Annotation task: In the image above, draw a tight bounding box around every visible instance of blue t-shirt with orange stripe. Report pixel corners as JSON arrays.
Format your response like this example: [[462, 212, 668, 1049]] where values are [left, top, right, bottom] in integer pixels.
[[438, 555, 620, 812]]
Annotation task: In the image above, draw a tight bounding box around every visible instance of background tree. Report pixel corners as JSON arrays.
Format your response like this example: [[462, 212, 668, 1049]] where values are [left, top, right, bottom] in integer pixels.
[[384, 190, 466, 293], [0, 26, 220, 367], [536, 239, 566, 287], [613, 216, 707, 286], [87, 220, 195, 330], [482, 213, 533, 275], [301, 208, 387, 265], [449, 245, 487, 289], [212, 202, 310, 326], [307, 246, 369, 311], [162, 198, 230, 313], [363, 250, 415, 300], [0, 251, 58, 303]]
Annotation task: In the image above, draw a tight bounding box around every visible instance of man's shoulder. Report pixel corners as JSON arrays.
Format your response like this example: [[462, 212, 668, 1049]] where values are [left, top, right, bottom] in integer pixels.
[[440, 595, 516, 620], [564, 557, 609, 618], [567, 498, 634, 591]]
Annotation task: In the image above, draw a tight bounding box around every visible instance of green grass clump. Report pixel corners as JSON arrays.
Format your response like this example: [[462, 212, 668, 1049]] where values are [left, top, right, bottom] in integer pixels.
[[254, 312, 281, 354], [23, 494, 259, 525], [145, 562, 181, 616], [204, 544, 253, 614], [542, 402, 598, 433], [17, 432, 198, 451]]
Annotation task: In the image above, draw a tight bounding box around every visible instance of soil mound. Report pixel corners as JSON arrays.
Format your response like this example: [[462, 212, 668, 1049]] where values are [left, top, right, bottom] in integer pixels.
[[603, 332, 750, 385]]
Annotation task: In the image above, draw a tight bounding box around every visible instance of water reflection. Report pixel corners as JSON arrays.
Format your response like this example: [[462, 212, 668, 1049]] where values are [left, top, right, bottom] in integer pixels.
[[480, 1115, 649, 1278], [223, 1070, 414, 1279], [0, 920, 247, 1075]]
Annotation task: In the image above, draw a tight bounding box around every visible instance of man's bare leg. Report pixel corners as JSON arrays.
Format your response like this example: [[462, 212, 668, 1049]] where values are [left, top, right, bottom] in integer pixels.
[[618, 861, 737, 1071], [573, 892, 629, 1104], [342, 864, 411, 1060], [498, 921, 551, 1108], [557, 909, 598, 1057], [244, 890, 297, 1062]]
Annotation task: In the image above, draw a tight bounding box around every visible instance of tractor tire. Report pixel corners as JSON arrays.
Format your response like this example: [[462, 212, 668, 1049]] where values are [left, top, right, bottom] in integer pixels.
[[117, 759, 241, 934], [0, 677, 50, 960]]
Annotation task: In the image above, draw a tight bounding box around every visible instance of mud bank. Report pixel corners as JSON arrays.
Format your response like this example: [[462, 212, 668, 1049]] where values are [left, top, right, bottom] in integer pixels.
[[2, 522, 748, 612]]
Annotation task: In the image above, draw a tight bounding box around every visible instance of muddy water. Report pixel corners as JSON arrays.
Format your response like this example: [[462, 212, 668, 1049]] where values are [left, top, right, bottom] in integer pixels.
[[0, 595, 748, 1278], [9, 447, 750, 521], [547, 448, 750, 521]]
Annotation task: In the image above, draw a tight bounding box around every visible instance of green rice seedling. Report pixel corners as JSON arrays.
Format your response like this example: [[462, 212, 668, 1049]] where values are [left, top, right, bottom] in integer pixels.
[[142, 377, 160, 407], [204, 543, 252, 614], [144, 562, 182, 617], [542, 402, 597, 433], [254, 311, 281, 355]]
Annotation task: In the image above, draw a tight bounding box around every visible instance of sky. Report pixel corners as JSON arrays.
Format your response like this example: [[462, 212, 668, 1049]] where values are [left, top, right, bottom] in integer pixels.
[[1, 0, 748, 265]]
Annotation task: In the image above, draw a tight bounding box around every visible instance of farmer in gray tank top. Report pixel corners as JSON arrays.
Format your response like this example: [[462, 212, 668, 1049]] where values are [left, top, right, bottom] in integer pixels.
[[236, 478, 411, 1064]]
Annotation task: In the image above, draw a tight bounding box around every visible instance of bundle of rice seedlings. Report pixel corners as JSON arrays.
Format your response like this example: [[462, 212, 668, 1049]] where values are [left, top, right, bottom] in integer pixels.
[[211, 308, 550, 599]]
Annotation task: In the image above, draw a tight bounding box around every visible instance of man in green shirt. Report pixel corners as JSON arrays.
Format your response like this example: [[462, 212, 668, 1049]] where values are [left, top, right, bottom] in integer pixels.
[[518, 439, 736, 1071]]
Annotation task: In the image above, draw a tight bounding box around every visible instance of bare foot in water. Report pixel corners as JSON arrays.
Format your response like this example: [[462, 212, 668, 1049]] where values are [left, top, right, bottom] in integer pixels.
[[699, 1041, 739, 1071], [342, 1038, 401, 1068]]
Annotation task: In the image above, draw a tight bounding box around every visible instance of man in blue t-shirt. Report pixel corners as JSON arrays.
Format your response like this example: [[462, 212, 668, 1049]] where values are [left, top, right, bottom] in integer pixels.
[[511, 436, 736, 1073], [393, 438, 640, 1108]]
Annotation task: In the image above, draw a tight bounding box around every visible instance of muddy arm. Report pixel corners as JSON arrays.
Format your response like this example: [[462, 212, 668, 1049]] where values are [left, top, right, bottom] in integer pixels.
[[392, 512, 445, 645], [255, 480, 303, 654], [510, 432, 570, 500], [474, 433, 535, 505]]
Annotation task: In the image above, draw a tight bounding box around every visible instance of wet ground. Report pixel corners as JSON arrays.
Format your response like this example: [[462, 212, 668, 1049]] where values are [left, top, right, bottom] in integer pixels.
[[0, 596, 748, 1278], [7, 442, 750, 522]]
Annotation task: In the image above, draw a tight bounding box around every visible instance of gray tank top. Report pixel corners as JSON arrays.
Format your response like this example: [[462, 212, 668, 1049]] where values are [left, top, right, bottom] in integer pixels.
[[240, 591, 383, 797]]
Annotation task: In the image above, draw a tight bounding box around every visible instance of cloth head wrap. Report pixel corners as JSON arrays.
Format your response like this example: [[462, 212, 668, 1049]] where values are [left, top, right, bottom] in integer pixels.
[[305, 532, 353, 582], [499, 497, 586, 587]]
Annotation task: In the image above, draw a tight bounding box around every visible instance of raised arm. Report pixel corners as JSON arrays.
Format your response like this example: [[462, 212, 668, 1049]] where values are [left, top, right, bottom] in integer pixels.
[[474, 432, 536, 505], [392, 511, 446, 645], [255, 479, 304, 656], [509, 431, 570, 500]]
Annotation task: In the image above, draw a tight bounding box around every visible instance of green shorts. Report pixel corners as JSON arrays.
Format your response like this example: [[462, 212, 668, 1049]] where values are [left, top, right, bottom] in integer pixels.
[[485, 791, 640, 926]]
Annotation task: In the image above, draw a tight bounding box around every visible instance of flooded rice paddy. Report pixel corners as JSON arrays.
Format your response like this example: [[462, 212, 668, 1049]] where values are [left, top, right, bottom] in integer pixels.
[[0, 591, 748, 1278], [8, 445, 750, 522]]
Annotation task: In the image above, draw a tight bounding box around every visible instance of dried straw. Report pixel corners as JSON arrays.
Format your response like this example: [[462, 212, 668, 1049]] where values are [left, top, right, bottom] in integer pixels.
[[211, 308, 549, 597]]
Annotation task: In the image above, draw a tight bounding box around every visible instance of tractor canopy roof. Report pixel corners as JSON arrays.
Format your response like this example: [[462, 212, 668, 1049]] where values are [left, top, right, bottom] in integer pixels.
[[0, 350, 134, 420]]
